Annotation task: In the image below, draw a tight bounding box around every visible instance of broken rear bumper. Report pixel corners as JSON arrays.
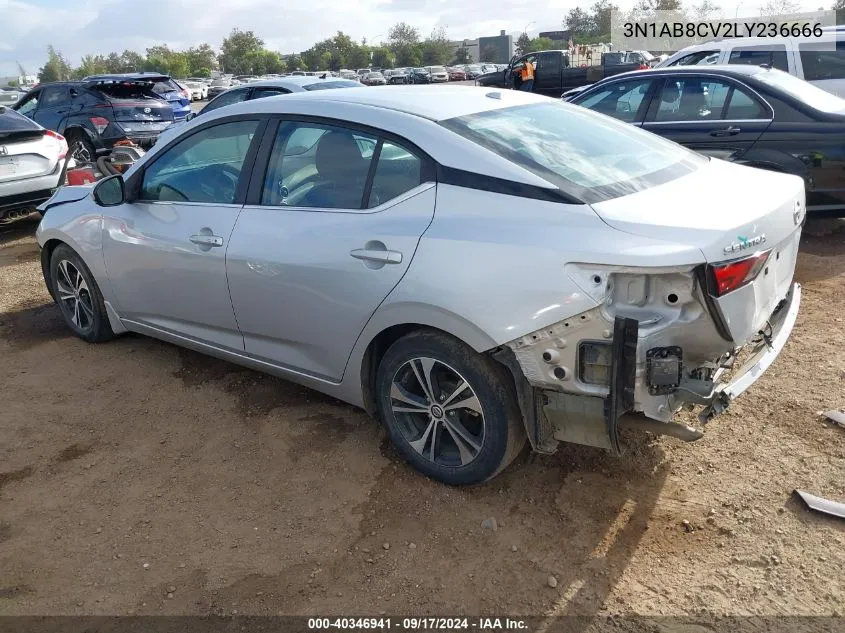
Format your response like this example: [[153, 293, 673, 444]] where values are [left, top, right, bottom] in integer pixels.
[[699, 282, 801, 421]]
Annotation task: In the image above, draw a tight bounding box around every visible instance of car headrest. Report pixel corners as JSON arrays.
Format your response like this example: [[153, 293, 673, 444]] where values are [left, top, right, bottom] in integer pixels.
[[315, 131, 367, 181], [661, 82, 680, 103]]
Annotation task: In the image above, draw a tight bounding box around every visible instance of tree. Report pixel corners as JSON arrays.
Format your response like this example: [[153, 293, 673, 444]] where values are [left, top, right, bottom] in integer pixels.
[[371, 46, 394, 69], [690, 0, 721, 19], [186, 44, 218, 76], [120, 50, 145, 72], [759, 0, 799, 14], [420, 27, 452, 65], [631, 0, 686, 21], [453, 44, 472, 64], [286, 54, 304, 71], [38, 46, 72, 83], [75, 54, 107, 78], [387, 22, 420, 47], [835, 0, 845, 24], [590, 0, 619, 37], [564, 7, 595, 35], [219, 28, 264, 74], [515, 32, 532, 55], [347, 45, 371, 70], [528, 37, 556, 52]]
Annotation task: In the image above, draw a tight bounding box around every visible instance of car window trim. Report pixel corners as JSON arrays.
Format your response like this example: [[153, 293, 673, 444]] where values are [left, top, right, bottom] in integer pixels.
[[126, 114, 270, 205], [361, 138, 383, 209], [246, 114, 436, 209], [643, 74, 774, 124]]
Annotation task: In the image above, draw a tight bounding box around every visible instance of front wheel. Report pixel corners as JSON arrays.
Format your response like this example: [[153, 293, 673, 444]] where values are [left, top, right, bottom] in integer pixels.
[[49, 244, 114, 343], [375, 330, 525, 485]]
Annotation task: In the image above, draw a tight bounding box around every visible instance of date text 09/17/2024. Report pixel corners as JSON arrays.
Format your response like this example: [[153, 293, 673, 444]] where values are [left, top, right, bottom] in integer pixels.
[[307, 618, 529, 630]]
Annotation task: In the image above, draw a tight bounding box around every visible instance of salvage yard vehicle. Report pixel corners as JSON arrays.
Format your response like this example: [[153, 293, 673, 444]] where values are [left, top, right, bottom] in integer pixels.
[[0, 105, 69, 223], [35, 87, 802, 485], [189, 76, 361, 120], [83, 73, 191, 121], [655, 31, 845, 97], [12, 78, 173, 162], [568, 66, 845, 217], [476, 49, 644, 95]]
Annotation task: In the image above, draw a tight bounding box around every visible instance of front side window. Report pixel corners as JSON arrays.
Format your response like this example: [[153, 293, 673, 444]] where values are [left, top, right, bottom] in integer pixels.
[[140, 120, 259, 203], [649, 78, 733, 121], [799, 41, 845, 81], [261, 122, 377, 209], [201, 88, 249, 114], [728, 45, 789, 72], [440, 101, 704, 203], [574, 78, 654, 123], [250, 87, 290, 100]]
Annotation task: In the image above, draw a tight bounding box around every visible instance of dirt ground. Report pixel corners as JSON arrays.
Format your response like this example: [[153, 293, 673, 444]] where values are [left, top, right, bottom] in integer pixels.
[[0, 215, 843, 618]]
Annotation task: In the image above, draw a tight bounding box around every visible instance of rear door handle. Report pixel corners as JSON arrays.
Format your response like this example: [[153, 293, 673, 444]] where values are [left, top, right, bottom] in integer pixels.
[[190, 234, 224, 247], [710, 126, 741, 137], [350, 248, 402, 265]]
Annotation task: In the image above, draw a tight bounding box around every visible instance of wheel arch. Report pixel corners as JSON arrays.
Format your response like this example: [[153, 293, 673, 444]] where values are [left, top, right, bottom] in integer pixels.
[[353, 306, 503, 421]]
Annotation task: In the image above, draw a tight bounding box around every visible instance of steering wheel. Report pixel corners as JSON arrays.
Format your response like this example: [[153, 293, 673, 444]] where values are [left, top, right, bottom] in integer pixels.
[[199, 163, 240, 203]]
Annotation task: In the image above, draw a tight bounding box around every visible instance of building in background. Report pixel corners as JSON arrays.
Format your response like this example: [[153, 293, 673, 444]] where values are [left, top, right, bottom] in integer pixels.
[[539, 30, 572, 46], [477, 31, 514, 63], [449, 39, 480, 63]]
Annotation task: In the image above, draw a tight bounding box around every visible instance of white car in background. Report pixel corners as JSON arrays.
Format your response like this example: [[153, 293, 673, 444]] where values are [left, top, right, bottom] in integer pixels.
[[34, 87, 802, 484], [426, 66, 449, 82], [1, 106, 68, 223], [184, 81, 208, 101]]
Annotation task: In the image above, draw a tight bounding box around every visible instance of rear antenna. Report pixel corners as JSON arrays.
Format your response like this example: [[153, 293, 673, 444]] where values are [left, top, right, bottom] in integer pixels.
[[759, 62, 772, 70]]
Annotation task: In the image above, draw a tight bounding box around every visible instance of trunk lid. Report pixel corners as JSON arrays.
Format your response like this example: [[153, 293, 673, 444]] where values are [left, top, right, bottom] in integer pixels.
[[0, 108, 57, 181], [590, 158, 804, 343]]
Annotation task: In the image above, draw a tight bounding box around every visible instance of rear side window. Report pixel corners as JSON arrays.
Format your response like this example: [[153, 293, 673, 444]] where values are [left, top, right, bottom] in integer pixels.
[[440, 101, 704, 204], [202, 88, 249, 114], [725, 88, 768, 119], [367, 141, 423, 208], [41, 86, 67, 106], [799, 41, 845, 81], [251, 87, 290, 99], [728, 45, 789, 72]]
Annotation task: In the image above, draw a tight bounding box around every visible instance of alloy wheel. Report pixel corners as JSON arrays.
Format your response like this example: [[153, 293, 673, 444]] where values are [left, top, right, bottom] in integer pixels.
[[390, 357, 486, 467], [55, 259, 95, 332]]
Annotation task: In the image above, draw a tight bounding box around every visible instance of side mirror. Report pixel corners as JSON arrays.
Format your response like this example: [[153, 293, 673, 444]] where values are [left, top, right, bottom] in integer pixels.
[[186, 111, 196, 122], [93, 174, 125, 207]]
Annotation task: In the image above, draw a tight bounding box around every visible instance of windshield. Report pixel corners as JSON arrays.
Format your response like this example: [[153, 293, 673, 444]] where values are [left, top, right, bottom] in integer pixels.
[[753, 68, 845, 113], [211, 79, 229, 86], [304, 80, 361, 90], [429, 66, 446, 73], [440, 102, 705, 203]]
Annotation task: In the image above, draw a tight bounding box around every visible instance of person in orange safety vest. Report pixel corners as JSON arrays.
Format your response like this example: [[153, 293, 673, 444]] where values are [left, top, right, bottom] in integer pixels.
[[518, 59, 534, 92]]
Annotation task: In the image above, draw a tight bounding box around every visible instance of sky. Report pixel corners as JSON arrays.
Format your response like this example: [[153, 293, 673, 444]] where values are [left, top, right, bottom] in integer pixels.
[[0, 0, 830, 77]]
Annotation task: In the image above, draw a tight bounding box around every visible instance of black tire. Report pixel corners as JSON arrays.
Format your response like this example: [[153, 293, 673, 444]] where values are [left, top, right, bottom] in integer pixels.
[[375, 330, 525, 485], [49, 244, 114, 343], [65, 131, 96, 164]]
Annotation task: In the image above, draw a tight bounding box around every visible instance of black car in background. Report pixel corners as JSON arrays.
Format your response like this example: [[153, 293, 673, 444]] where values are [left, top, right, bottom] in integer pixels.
[[409, 68, 431, 84], [13, 78, 174, 161], [569, 65, 845, 217]]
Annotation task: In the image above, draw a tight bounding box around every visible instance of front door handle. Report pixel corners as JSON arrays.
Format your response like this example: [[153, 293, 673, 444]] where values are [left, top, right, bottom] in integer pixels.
[[710, 126, 741, 137], [350, 248, 402, 265], [190, 234, 224, 247]]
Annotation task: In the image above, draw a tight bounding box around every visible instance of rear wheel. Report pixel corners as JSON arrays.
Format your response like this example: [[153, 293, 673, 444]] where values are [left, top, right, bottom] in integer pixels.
[[49, 244, 114, 343], [66, 131, 96, 164], [375, 330, 525, 485]]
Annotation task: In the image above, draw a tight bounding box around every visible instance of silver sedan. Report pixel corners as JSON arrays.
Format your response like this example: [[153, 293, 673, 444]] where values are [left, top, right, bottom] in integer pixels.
[[36, 86, 802, 485]]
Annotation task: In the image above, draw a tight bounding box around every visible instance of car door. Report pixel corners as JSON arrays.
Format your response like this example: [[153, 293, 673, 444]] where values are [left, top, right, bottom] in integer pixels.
[[101, 117, 265, 352], [571, 77, 659, 127], [534, 51, 562, 96], [641, 75, 772, 161], [226, 119, 437, 381], [32, 85, 69, 132]]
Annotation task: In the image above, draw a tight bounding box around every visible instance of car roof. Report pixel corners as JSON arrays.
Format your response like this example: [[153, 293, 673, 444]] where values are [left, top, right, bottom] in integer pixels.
[[600, 64, 769, 82], [223, 84, 548, 122], [241, 77, 358, 91]]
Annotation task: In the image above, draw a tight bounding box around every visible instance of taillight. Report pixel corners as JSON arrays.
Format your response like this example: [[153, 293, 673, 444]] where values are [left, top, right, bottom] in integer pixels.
[[638, 64, 650, 70], [709, 251, 770, 296], [43, 129, 68, 159], [90, 116, 109, 134], [181, 89, 190, 99]]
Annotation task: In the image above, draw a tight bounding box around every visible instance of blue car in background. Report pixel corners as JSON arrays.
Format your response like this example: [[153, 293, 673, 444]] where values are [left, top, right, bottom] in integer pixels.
[[83, 72, 191, 120]]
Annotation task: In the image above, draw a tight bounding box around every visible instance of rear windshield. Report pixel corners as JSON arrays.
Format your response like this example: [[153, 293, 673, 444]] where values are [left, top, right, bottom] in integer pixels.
[[440, 101, 705, 204], [92, 82, 160, 100], [753, 68, 845, 113], [303, 80, 361, 91], [152, 79, 180, 93]]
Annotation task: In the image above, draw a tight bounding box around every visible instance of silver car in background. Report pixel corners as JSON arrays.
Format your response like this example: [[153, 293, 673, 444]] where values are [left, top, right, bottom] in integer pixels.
[[35, 87, 801, 485]]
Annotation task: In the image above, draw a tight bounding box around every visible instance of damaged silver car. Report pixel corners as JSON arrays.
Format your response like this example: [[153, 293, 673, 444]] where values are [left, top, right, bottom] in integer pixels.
[[35, 87, 802, 484]]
